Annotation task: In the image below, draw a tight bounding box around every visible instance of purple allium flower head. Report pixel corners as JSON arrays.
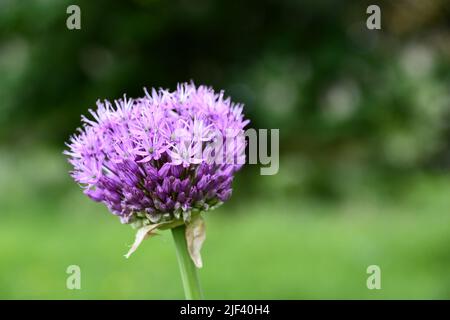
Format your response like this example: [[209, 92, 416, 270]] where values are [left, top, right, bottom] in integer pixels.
[[65, 83, 249, 226]]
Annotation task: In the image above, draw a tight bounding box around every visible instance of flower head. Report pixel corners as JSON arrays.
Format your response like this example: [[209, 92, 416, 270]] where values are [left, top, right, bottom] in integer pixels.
[[65, 83, 249, 227]]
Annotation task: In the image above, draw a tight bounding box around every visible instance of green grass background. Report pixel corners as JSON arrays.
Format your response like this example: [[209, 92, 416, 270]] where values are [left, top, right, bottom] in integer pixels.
[[1, 148, 450, 299]]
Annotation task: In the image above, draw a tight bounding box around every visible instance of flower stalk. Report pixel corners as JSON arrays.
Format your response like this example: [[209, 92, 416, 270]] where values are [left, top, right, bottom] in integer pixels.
[[172, 224, 204, 300]]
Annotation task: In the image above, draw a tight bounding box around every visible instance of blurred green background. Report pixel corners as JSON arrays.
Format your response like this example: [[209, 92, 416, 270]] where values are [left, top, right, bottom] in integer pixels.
[[0, 0, 449, 299]]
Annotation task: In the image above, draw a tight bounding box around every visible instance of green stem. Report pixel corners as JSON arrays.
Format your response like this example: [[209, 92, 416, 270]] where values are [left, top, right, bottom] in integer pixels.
[[171, 224, 204, 300]]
